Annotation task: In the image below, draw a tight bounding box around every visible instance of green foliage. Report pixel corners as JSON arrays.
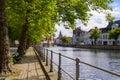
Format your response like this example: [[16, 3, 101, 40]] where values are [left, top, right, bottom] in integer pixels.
[[106, 13, 115, 23], [109, 27, 120, 40], [89, 27, 101, 45], [6, 0, 25, 41], [57, 0, 114, 29], [6, 0, 58, 44], [61, 36, 72, 44], [6, 0, 114, 44]]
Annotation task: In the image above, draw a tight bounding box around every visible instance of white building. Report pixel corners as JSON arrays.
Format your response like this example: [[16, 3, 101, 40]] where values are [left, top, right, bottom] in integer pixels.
[[83, 32, 91, 45], [98, 20, 120, 45], [84, 20, 120, 45]]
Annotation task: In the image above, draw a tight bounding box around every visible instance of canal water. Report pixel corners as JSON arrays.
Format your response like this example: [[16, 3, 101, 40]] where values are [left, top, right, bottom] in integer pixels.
[[47, 46, 120, 80]]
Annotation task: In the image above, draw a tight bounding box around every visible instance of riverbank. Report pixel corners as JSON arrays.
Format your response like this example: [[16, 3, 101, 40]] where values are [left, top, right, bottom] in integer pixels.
[[57, 45, 120, 50], [75, 45, 120, 50]]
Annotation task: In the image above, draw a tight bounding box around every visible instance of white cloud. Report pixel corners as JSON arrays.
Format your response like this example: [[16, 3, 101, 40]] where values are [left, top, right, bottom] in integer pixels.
[[55, 24, 73, 38], [110, 2, 119, 9], [78, 11, 108, 31], [55, 1, 120, 37], [110, 1, 120, 20]]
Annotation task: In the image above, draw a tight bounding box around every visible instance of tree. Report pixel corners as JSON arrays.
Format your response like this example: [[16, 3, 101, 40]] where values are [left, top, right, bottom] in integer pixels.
[[89, 27, 101, 45], [0, 0, 12, 74], [6, 0, 114, 55], [109, 27, 120, 45], [0, 0, 113, 74], [61, 36, 72, 45], [106, 13, 115, 23], [6, 0, 58, 56]]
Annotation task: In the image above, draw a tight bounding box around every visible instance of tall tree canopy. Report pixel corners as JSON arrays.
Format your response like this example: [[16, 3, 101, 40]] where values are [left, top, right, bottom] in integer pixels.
[[6, 0, 58, 43], [6, 0, 114, 42]]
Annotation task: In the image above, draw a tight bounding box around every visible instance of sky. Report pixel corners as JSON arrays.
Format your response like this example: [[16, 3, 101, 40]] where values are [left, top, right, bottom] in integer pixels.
[[55, 0, 120, 38]]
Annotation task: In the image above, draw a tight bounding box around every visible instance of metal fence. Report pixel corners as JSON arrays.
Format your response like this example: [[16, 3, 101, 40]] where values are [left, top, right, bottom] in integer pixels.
[[34, 45, 120, 80]]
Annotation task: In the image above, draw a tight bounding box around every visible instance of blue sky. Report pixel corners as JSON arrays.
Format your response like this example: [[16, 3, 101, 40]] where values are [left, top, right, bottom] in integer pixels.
[[55, 0, 120, 37]]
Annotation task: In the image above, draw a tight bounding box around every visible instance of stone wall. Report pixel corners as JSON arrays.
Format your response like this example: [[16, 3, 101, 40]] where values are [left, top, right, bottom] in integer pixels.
[[76, 45, 120, 50]]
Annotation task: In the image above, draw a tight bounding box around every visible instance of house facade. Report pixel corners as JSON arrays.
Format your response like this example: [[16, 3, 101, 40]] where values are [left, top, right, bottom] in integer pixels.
[[72, 27, 86, 45], [98, 20, 120, 45], [84, 20, 120, 45], [71, 20, 120, 46]]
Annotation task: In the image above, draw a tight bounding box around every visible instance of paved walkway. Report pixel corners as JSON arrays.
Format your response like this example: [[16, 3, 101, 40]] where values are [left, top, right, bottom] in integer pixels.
[[7, 47, 46, 80]]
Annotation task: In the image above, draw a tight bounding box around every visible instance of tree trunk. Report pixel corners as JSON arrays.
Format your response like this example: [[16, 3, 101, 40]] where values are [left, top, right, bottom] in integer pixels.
[[17, 0, 31, 56], [0, 0, 11, 74], [17, 19, 29, 56], [94, 39, 96, 45], [26, 37, 30, 49]]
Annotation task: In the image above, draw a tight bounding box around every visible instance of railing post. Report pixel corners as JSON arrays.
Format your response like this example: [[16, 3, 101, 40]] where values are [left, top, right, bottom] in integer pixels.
[[50, 51, 53, 72], [58, 53, 62, 80], [41, 47, 43, 58], [76, 58, 80, 80], [43, 48, 45, 62], [39, 46, 42, 57], [46, 49, 48, 66], [40, 47, 42, 57], [39, 47, 42, 59], [41, 48, 43, 60]]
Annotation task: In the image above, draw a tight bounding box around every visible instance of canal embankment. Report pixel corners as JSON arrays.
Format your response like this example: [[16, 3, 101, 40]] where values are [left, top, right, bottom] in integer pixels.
[[58, 45, 120, 50], [75, 45, 120, 50], [34, 46, 64, 80]]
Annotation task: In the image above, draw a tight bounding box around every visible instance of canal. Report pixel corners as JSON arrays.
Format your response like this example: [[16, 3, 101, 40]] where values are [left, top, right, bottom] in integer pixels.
[[47, 46, 120, 80]]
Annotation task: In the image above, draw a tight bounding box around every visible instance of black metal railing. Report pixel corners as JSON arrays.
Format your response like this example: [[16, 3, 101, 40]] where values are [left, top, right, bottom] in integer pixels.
[[34, 45, 120, 80]]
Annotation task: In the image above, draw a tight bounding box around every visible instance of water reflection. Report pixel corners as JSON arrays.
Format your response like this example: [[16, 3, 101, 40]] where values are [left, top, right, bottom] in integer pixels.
[[48, 46, 120, 80]]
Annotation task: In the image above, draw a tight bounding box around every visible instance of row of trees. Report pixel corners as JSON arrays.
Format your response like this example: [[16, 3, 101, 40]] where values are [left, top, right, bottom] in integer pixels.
[[0, 0, 114, 75], [90, 27, 120, 45]]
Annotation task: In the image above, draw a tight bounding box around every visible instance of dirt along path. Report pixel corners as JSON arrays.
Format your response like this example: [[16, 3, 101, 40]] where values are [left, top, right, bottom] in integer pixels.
[[7, 47, 46, 80]]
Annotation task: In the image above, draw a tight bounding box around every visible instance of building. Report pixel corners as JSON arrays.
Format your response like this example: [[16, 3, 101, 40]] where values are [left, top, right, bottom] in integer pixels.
[[72, 27, 86, 45], [41, 37, 55, 47], [97, 20, 120, 45], [83, 31, 91, 45], [83, 20, 120, 45], [55, 31, 63, 45]]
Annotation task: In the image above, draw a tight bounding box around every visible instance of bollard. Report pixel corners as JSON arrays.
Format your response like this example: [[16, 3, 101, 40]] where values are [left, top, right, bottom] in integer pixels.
[[76, 58, 80, 80], [50, 50, 53, 72], [46, 49, 48, 66], [58, 53, 62, 80]]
